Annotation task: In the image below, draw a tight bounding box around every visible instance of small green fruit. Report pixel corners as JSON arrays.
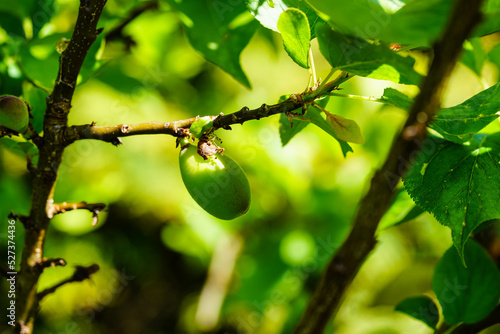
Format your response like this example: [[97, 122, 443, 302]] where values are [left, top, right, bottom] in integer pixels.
[[0, 95, 29, 134], [179, 144, 250, 220]]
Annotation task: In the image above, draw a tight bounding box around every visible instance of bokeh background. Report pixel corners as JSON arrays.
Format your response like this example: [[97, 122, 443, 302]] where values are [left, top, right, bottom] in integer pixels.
[[1, 1, 500, 333]]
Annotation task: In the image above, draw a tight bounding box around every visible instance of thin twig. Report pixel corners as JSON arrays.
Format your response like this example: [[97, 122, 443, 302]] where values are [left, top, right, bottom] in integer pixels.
[[37, 264, 100, 300], [105, 1, 159, 45], [293, 0, 485, 333], [47, 201, 106, 218], [47, 201, 106, 226], [329, 92, 387, 103]]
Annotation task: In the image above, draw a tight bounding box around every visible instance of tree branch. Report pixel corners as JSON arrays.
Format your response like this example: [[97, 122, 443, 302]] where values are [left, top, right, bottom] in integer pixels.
[[293, 1, 485, 333], [17, 0, 107, 332], [47, 201, 106, 226], [63, 72, 350, 145], [64, 119, 196, 145], [105, 0, 159, 50], [47, 201, 106, 217]]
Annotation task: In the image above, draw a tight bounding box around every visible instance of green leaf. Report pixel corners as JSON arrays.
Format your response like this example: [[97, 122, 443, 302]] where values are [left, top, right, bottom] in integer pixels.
[[485, 0, 500, 11], [0, 11, 25, 39], [246, 0, 323, 39], [487, 43, 500, 73], [22, 82, 48, 134], [279, 113, 309, 146], [474, 8, 500, 38], [404, 134, 500, 259], [381, 87, 412, 111], [380, 0, 454, 46], [277, 8, 310, 68], [0, 137, 39, 165], [167, 0, 258, 88], [308, 0, 391, 40], [379, 187, 424, 229], [307, 107, 353, 157], [308, 0, 454, 46], [278, 95, 328, 146], [431, 83, 500, 144], [461, 38, 486, 78], [395, 296, 439, 329], [28, 0, 55, 37], [190, 116, 213, 138], [18, 33, 70, 90], [316, 24, 422, 85], [325, 113, 364, 144], [432, 240, 500, 325]]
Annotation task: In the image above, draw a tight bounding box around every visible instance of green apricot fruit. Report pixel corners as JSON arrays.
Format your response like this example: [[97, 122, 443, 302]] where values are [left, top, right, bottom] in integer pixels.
[[179, 144, 250, 220], [0, 95, 29, 134]]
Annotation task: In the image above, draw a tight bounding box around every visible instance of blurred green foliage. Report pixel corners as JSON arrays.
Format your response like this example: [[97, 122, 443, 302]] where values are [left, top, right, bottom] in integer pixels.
[[1, 0, 500, 333]]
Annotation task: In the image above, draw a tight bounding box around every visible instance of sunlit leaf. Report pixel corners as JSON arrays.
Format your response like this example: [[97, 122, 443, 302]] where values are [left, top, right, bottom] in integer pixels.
[[461, 38, 486, 78], [246, 0, 323, 38], [279, 95, 329, 146], [432, 240, 500, 324], [307, 107, 353, 157], [316, 24, 422, 85], [308, 0, 454, 46], [18, 33, 69, 90], [395, 296, 439, 329], [28, 0, 55, 37], [379, 187, 424, 229], [0, 137, 38, 165], [404, 134, 500, 259], [325, 113, 364, 144], [431, 83, 500, 143], [22, 82, 47, 134], [381, 87, 412, 111], [279, 113, 309, 146], [489, 43, 500, 70], [190, 116, 213, 138], [167, 0, 258, 88], [277, 8, 310, 68]]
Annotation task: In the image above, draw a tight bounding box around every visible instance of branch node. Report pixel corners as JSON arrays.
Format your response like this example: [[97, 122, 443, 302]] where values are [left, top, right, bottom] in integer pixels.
[[8, 211, 30, 227], [120, 124, 130, 134], [37, 264, 100, 301], [111, 137, 123, 146]]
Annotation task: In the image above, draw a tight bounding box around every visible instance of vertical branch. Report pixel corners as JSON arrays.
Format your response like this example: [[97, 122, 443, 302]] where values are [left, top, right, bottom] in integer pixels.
[[17, 1, 107, 332], [293, 0, 485, 333]]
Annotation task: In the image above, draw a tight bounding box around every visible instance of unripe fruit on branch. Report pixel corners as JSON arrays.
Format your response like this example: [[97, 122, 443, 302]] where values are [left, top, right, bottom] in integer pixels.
[[0, 95, 29, 134], [179, 144, 250, 220]]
